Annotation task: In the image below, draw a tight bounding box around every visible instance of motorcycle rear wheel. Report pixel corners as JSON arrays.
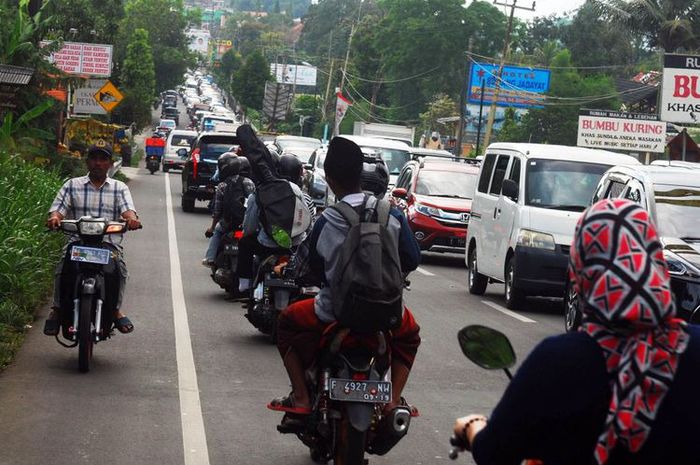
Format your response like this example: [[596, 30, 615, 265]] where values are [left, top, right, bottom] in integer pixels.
[[333, 416, 367, 465], [78, 296, 94, 373]]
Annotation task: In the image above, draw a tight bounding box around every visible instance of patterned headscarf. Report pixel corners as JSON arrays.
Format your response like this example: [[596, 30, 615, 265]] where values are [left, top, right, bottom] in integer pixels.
[[569, 199, 690, 464]]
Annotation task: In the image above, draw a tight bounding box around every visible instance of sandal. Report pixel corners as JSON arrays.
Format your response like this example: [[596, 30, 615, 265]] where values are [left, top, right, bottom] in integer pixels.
[[43, 318, 60, 336], [115, 316, 134, 334], [267, 393, 312, 415]]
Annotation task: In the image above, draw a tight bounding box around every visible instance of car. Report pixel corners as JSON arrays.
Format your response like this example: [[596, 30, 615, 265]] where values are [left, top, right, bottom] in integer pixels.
[[158, 119, 177, 133], [408, 147, 457, 161], [163, 129, 197, 172], [181, 132, 239, 212], [466, 143, 640, 309], [199, 114, 237, 133], [336, 135, 412, 187], [161, 106, 180, 125], [273, 135, 322, 164], [564, 164, 700, 331], [390, 158, 479, 253]]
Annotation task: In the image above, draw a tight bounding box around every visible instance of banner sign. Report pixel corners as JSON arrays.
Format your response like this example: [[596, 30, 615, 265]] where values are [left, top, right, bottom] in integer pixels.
[[661, 53, 700, 123], [41, 41, 112, 77], [467, 62, 550, 109], [72, 79, 107, 115], [577, 109, 667, 153], [334, 92, 352, 136], [270, 64, 318, 87]]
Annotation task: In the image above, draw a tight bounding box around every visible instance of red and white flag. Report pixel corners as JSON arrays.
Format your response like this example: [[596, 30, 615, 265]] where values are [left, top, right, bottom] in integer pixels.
[[334, 92, 352, 136]]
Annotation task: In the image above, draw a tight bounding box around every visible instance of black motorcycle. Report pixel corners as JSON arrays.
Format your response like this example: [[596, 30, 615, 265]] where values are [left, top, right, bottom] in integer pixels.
[[277, 327, 415, 465], [210, 229, 243, 295], [53, 217, 140, 372], [146, 153, 160, 174]]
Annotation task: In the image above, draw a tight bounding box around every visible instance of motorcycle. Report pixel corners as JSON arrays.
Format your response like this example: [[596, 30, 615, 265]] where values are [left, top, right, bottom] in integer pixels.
[[52, 217, 140, 373], [276, 325, 415, 465], [145, 141, 164, 174], [146, 154, 160, 174], [210, 229, 243, 295]]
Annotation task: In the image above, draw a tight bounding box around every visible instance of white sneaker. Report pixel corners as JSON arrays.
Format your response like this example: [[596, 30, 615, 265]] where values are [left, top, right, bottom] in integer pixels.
[[201, 258, 214, 268]]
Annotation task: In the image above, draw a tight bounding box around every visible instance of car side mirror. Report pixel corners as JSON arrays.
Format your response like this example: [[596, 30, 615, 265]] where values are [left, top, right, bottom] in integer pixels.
[[392, 187, 408, 199], [501, 179, 519, 202], [303, 163, 313, 170], [457, 325, 516, 371], [176, 148, 188, 158]]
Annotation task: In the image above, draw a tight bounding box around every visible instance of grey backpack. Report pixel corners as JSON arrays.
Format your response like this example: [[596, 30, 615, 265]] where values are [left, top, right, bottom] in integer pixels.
[[330, 196, 404, 333]]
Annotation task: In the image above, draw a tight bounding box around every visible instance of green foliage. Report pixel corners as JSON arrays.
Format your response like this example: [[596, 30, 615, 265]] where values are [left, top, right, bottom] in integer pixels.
[[0, 152, 65, 369], [213, 48, 243, 94], [119, 28, 156, 129], [46, 0, 124, 45], [419, 94, 458, 137], [0, 100, 55, 153], [231, 50, 271, 111]]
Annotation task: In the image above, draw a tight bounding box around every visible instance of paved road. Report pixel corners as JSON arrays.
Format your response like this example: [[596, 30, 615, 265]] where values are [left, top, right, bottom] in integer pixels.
[[0, 102, 566, 465]]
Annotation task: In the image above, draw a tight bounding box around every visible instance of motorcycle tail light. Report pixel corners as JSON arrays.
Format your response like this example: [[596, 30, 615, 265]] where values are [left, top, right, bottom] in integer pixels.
[[351, 373, 368, 381], [233, 230, 244, 240]]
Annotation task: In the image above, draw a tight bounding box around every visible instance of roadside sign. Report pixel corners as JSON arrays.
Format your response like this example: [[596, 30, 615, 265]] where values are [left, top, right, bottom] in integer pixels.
[[41, 41, 113, 77], [94, 80, 123, 112], [577, 109, 666, 153], [72, 79, 107, 115], [270, 64, 318, 87], [467, 62, 550, 109], [661, 53, 700, 124]]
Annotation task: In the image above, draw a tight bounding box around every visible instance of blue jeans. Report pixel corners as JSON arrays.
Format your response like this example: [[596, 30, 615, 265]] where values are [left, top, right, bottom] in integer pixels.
[[205, 222, 226, 262]]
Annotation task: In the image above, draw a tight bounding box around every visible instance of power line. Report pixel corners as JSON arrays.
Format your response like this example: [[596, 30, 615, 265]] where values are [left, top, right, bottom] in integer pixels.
[[465, 50, 632, 70], [344, 66, 443, 84]]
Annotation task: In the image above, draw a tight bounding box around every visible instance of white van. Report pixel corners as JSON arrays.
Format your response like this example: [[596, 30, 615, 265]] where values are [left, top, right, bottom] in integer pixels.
[[465, 143, 639, 309], [337, 135, 411, 187]]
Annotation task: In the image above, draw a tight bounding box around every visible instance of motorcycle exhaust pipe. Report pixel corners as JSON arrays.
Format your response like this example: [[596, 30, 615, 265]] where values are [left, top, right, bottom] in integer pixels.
[[366, 406, 411, 456]]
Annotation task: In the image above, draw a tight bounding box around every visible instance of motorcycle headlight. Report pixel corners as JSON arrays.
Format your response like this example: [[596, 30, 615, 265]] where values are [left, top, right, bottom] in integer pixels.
[[516, 229, 556, 251], [79, 221, 106, 235], [415, 203, 440, 217]]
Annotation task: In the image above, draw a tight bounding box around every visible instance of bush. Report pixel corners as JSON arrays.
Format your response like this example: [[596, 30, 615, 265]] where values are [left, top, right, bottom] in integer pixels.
[[0, 152, 65, 368]]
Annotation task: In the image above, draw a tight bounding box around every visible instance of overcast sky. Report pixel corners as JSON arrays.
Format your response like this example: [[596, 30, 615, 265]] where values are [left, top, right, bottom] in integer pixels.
[[495, 0, 588, 20]]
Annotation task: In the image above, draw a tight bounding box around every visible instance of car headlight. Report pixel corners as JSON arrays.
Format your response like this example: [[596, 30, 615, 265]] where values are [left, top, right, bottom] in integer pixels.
[[516, 229, 556, 251], [415, 203, 440, 217], [79, 221, 106, 235], [663, 250, 700, 278], [312, 177, 327, 192]]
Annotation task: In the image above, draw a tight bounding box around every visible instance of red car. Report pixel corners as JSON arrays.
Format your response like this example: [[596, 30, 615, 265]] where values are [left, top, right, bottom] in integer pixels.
[[390, 159, 479, 253]]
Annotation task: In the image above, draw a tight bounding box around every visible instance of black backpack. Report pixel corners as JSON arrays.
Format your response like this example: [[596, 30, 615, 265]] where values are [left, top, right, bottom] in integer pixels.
[[256, 180, 311, 249], [330, 196, 404, 333], [221, 177, 247, 228]]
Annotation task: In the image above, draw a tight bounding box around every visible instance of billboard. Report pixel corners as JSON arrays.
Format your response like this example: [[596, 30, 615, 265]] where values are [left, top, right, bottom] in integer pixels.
[[270, 64, 318, 87], [41, 41, 112, 77], [72, 79, 107, 115], [661, 53, 700, 124], [188, 29, 211, 55], [577, 109, 666, 153], [467, 62, 550, 109]]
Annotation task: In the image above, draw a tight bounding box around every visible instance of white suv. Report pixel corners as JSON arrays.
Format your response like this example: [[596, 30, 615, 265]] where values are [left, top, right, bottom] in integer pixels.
[[163, 129, 197, 172], [465, 143, 639, 309]]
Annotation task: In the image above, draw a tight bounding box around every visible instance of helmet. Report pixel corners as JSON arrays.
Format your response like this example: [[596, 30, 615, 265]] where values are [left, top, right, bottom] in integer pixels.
[[238, 156, 251, 178], [360, 156, 389, 197], [278, 154, 303, 185], [218, 152, 241, 180]]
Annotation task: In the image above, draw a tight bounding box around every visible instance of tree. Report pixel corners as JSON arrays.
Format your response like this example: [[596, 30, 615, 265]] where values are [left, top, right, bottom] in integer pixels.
[[119, 28, 155, 128], [419, 94, 458, 136], [213, 48, 242, 94], [231, 50, 270, 111]]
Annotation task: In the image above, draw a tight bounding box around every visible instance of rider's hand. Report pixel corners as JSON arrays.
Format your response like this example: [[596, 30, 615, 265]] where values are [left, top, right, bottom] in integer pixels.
[[47, 214, 62, 230], [205, 227, 214, 238], [126, 218, 142, 230], [453, 415, 488, 451]]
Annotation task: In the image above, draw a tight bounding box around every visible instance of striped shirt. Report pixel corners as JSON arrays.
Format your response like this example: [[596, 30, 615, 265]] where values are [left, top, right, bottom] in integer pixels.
[[49, 175, 136, 246]]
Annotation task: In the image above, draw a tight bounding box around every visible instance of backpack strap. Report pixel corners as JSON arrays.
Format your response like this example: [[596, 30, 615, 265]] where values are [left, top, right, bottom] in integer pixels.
[[375, 198, 391, 226], [331, 200, 362, 227]]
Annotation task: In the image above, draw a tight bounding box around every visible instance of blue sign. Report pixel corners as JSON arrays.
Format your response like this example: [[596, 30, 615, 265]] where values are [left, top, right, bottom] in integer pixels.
[[467, 62, 551, 109]]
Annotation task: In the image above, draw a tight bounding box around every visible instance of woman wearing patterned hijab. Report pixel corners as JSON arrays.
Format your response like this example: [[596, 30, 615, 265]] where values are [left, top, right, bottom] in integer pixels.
[[453, 199, 700, 465]]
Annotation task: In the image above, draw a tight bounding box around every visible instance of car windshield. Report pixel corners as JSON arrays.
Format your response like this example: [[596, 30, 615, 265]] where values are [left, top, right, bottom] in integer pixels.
[[160, 120, 176, 128], [280, 145, 317, 163], [367, 147, 410, 175], [415, 170, 477, 199], [654, 185, 700, 239], [526, 159, 609, 211], [200, 142, 235, 160], [171, 135, 194, 147]]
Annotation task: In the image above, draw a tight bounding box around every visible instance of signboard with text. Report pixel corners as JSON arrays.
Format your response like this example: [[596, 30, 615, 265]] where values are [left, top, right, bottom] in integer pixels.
[[270, 64, 318, 87], [577, 109, 666, 153], [467, 62, 550, 109], [72, 79, 107, 115], [41, 41, 112, 77], [661, 53, 700, 123]]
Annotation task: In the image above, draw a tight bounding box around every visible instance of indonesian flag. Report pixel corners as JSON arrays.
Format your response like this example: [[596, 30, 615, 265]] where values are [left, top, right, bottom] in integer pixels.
[[334, 92, 352, 136]]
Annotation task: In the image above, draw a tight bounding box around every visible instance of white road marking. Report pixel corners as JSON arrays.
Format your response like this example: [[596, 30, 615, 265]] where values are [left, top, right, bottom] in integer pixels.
[[165, 173, 211, 465], [481, 300, 537, 323], [416, 267, 436, 276]]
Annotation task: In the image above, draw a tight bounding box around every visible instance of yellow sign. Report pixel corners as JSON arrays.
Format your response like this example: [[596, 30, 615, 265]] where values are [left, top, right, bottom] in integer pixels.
[[93, 80, 123, 112]]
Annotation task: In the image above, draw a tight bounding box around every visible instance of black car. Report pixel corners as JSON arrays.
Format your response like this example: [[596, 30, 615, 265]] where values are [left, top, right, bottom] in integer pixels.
[[181, 132, 239, 212], [565, 164, 700, 331], [161, 106, 179, 125]]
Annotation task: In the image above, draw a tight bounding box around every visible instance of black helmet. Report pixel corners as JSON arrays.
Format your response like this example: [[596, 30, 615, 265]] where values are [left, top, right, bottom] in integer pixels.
[[278, 154, 303, 185], [218, 152, 241, 180], [360, 157, 389, 197], [238, 156, 252, 178]]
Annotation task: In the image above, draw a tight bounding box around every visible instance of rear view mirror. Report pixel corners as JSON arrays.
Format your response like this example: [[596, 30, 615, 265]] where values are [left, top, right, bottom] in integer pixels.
[[176, 148, 188, 158], [392, 187, 408, 199], [501, 179, 519, 202], [457, 325, 516, 371], [303, 163, 313, 170]]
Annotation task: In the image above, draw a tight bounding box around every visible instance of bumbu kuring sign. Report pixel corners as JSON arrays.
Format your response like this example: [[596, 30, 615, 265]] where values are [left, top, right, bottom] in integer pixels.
[[577, 109, 667, 153], [661, 53, 700, 124]]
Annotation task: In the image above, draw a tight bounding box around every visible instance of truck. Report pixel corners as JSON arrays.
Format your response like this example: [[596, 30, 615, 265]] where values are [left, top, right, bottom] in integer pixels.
[[352, 122, 416, 146]]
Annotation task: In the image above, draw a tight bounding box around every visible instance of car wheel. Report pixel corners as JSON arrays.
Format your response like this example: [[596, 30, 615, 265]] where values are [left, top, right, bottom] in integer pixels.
[[182, 194, 195, 212], [504, 256, 525, 309], [467, 248, 488, 295], [163, 165, 169, 173], [564, 282, 581, 332]]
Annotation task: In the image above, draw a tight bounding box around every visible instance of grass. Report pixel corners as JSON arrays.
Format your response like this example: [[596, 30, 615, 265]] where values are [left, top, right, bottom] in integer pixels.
[[0, 152, 65, 369]]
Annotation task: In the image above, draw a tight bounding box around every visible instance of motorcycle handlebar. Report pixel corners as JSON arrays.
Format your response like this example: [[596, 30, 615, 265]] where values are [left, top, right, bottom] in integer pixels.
[[449, 434, 467, 460]]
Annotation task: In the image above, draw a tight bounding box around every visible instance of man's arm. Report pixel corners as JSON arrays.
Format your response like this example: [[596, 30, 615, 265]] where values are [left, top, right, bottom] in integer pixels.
[[47, 180, 71, 230], [116, 184, 141, 230], [391, 209, 421, 273], [242, 193, 259, 237], [293, 216, 326, 286]]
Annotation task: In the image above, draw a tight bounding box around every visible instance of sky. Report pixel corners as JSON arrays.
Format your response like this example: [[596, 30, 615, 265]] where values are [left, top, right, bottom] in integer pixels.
[[494, 0, 588, 20]]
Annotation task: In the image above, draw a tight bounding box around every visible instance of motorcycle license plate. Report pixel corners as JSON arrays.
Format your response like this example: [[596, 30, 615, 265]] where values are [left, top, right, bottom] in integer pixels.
[[70, 246, 110, 265], [329, 378, 391, 403]]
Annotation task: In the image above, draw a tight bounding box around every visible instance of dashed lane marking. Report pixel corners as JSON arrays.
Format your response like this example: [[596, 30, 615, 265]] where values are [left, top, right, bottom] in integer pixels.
[[416, 267, 436, 277], [481, 300, 537, 323]]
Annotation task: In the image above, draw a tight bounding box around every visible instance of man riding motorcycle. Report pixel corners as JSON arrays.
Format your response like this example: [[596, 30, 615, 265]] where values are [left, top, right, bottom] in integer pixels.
[[44, 142, 141, 336], [268, 136, 422, 416]]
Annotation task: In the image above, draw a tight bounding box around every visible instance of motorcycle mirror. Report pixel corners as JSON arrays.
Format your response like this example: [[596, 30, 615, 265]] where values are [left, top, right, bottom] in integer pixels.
[[61, 222, 78, 233], [457, 325, 516, 371]]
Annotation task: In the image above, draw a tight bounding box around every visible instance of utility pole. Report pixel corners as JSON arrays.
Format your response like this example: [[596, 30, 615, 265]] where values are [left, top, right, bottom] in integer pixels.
[[456, 38, 474, 157], [322, 58, 335, 122], [339, 0, 364, 95], [482, 0, 535, 149]]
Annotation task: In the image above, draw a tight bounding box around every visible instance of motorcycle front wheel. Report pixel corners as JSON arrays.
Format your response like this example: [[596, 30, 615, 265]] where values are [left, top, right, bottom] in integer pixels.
[[333, 416, 366, 465], [78, 295, 94, 373]]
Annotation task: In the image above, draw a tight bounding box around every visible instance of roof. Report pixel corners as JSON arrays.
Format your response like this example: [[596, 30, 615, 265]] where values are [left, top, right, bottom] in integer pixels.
[[607, 164, 700, 188], [337, 135, 411, 150], [487, 143, 640, 165], [614, 78, 658, 105], [275, 135, 321, 143], [0, 64, 34, 85], [168, 129, 197, 136], [409, 148, 454, 157], [415, 160, 480, 173]]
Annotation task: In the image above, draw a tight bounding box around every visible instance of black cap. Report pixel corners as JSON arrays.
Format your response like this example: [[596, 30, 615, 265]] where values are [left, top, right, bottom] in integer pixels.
[[324, 137, 364, 189], [86, 140, 114, 158]]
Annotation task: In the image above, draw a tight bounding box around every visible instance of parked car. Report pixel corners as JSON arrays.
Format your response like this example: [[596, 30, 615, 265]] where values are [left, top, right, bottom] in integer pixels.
[[336, 135, 412, 187], [158, 119, 177, 134], [465, 143, 639, 309], [163, 129, 197, 172], [181, 132, 239, 212], [391, 158, 479, 253], [564, 164, 700, 331], [273, 135, 322, 164], [303, 145, 328, 206], [161, 106, 180, 126]]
